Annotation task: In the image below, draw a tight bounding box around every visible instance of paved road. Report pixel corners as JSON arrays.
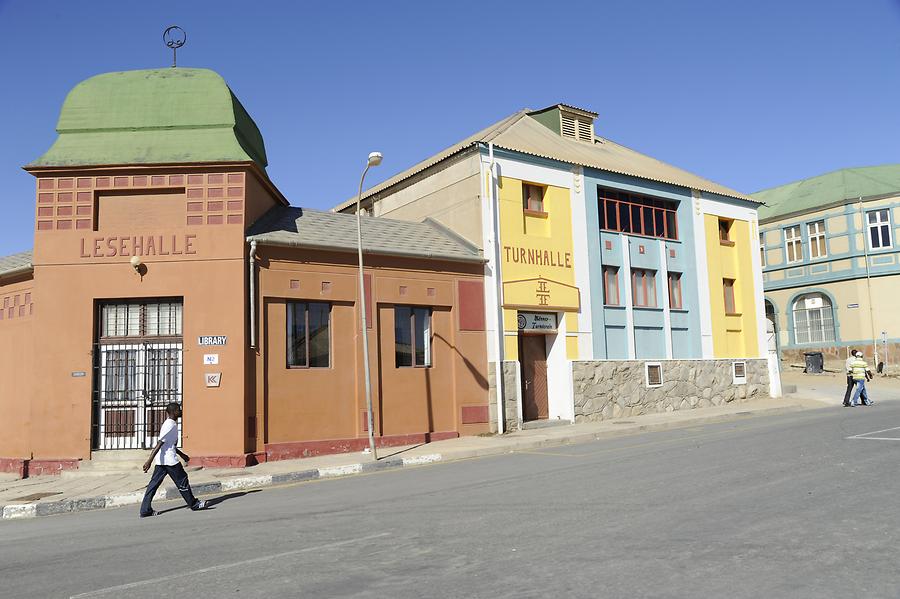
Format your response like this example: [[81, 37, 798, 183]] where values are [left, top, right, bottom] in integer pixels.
[[3, 403, 900, 598]]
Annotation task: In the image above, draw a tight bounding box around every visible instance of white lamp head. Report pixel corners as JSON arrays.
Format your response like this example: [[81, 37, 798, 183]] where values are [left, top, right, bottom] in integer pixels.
[[130, 255, 143, 272], [367, 152, 383, 167]]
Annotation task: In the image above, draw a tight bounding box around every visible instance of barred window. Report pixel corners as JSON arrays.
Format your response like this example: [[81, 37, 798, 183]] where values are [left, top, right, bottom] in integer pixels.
[[100, 301, 182, 339], [792, 293, 835, 345]]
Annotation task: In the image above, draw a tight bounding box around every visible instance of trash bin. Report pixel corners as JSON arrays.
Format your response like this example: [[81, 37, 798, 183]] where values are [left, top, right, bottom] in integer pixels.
[[804, 352, 824, 374]]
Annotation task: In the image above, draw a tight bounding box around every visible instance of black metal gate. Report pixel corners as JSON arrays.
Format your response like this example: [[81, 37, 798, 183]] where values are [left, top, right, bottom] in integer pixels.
[[91, 300, 183, 450]]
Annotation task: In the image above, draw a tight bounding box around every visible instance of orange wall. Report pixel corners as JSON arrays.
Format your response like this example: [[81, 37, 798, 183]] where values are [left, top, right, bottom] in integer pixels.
[[0, 275, 35, 458], [17, 165, 277, 460], [256, 248, 489, 449]]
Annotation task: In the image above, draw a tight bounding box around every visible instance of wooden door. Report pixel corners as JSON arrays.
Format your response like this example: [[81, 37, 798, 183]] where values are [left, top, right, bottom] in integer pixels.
[[520, 335, 548, 421]]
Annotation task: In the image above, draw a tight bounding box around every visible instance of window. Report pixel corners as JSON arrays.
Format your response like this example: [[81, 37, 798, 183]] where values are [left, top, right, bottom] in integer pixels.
[[598, 187, 678, 240], [718, 219, 734, 245], [523, 183, 545, 213], [101, 301, 182, 338], [808, 220, 826, 259], [632, 269, 657, 308], [667, 272, 683, 309], [723, 278, 737, 314], [759, 232, 766, 267], [287, 302, 330, 368], [784, 225, 803, 263], [868, 209, 892, 249], [792, 293, 835, 344], [395, 306, 432, 367], [732, 361, 747, 385], [603, 266, 620, 306], [645, 363, 663, 387]]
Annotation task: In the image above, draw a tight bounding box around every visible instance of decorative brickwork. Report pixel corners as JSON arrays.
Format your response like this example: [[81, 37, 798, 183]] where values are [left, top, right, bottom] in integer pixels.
[[34, 171, 246, 232], [0, 289, 34, 323]]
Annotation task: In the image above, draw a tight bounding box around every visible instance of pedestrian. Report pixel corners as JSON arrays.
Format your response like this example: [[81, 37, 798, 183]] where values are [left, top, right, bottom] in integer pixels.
[[140, 402, 208, 517], [848, 351, 874, 407], [842, 349, 856, 407]]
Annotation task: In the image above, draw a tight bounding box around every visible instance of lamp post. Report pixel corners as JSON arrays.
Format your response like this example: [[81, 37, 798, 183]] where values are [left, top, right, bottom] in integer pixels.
[[357, 152, 382, 459]]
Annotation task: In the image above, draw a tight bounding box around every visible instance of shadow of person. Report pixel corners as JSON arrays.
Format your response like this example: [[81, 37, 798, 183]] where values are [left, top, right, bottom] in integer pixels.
[[205, 490, 261, 508], [156, 490, 261, 514]]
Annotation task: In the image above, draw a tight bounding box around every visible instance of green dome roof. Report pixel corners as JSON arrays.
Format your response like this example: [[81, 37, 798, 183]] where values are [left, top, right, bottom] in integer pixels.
[[30, 68, 267, 169]]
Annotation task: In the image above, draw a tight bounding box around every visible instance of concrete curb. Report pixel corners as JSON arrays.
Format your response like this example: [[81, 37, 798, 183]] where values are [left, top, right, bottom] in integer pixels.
[[0, 405, 802, 521]]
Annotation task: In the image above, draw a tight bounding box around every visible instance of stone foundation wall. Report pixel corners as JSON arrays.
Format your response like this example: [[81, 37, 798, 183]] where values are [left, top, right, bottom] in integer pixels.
[[488, 360, 521, 432], [572, 359, 770, 422]]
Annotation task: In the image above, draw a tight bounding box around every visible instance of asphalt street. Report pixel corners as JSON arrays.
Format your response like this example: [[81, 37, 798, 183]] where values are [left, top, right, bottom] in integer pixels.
[[3, 402, 900, 598]]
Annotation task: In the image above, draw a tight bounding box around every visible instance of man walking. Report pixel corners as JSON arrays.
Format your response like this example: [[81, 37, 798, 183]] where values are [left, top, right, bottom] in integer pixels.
[[848, 351, 874, 407], [140, 402, 208, 517], [843, 349, 856, 407]]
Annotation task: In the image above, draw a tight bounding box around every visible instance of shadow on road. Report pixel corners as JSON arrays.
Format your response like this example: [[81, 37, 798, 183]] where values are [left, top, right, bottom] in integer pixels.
[[157, 490, 261, 514]]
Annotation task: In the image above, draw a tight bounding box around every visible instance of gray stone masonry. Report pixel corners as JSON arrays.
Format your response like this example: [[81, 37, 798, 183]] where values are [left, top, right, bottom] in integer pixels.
[[572, 359, 770, 422], [488, 360, 522, 432]]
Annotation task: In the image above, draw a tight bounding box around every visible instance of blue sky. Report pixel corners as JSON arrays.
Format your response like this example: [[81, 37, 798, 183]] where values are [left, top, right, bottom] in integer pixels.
[[0, 0, 898, 256]]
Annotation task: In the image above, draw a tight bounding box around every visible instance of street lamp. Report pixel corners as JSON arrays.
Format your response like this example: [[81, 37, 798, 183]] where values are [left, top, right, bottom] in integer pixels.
[[357, 151, 382, 459]]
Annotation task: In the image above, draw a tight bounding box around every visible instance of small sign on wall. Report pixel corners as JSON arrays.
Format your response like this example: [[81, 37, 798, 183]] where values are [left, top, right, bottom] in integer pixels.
[[517, 312, 558, 331], [198, 336, 227, 346], [205, 372, 222, 388], [847, 303, 859, 309], [203, 354, 219, 365]]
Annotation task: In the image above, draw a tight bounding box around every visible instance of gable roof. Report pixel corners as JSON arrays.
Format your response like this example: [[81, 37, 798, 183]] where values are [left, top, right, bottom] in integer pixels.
[[247, 207, 483, 263], [29, 68, 267, 169], [334, 107, 754, 211], [753, 164, 900, 221], [0, 250, 33, 280]]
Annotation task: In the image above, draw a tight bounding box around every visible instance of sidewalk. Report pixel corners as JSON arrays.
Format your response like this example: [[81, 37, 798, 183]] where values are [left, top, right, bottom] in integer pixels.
[[0, 394, 828, 521]]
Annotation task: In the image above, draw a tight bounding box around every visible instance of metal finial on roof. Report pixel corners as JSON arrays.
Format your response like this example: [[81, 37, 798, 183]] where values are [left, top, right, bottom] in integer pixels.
[[163, 26, 187, 68]]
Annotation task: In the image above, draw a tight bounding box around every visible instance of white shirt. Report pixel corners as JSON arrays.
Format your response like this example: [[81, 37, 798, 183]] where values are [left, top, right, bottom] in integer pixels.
[[154, 418, 179, 466], [845, 356, 855, 375]]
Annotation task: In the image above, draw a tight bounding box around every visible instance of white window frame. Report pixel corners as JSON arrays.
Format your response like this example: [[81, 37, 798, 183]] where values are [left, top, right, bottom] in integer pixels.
[[807, 220, 827, 259], [732, 361, 747, 385], [645, 362, 663, 388], [784, 225, 803, 264], [759, 231, 766, 267], [867, 209, 892, 250]]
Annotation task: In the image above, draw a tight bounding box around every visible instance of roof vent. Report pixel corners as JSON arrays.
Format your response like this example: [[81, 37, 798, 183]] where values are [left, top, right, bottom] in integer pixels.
[[559, 107, 595, 143]]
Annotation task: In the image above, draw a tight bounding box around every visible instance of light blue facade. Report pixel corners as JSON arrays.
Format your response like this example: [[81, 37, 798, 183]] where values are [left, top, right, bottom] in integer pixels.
[[584, 170, 702, 360]]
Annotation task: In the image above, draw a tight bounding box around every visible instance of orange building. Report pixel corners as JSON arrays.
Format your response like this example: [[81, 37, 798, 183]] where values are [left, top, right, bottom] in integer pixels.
[[0, 68, 489, 477]]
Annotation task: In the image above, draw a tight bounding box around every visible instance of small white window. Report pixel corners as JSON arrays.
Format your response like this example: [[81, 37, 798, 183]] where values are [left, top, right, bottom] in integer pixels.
[[645, 363, 663, 388], [807, 220, 826, 259], [784, 225, 803, 263], [732, 361, 747, 385], [868, 209, 892, 249]]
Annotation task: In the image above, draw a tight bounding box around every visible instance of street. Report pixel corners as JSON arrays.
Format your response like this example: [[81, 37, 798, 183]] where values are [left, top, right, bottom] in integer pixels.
[[3, 403, 900, 598]]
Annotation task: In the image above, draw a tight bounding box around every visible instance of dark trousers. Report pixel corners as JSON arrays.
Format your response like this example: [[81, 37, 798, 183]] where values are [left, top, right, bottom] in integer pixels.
[[140, 463, 198, 516], [843, 375, 854, 406]]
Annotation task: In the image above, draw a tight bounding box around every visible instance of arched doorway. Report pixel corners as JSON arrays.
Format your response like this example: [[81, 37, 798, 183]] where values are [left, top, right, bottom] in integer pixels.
[[764, 299, 778, 353]]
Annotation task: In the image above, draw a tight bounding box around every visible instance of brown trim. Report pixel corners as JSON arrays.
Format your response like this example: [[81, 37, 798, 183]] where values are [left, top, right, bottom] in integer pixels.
[[719, 240, 735, 247], [631, 268, 657, 308], [523, 209, 549, 219]]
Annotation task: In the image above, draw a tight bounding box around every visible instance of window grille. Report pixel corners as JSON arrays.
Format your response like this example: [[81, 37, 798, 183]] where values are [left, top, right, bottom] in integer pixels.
[[598, 186, 678, 240]]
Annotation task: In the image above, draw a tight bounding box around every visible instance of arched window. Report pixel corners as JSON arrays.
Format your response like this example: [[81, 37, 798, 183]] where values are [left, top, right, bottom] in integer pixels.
[[792, 293, 835, 344]]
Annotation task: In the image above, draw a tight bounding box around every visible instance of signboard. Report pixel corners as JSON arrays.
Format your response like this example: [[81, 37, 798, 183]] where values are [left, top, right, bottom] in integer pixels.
[[517, 312, 558, 331], [198, 336, 227, 346], [805, 297, 823, 309], [71, 371, 86, 378], [205, 372, 222, 388], [847, 303, 859, 309], [203, 354, 219, 365]]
